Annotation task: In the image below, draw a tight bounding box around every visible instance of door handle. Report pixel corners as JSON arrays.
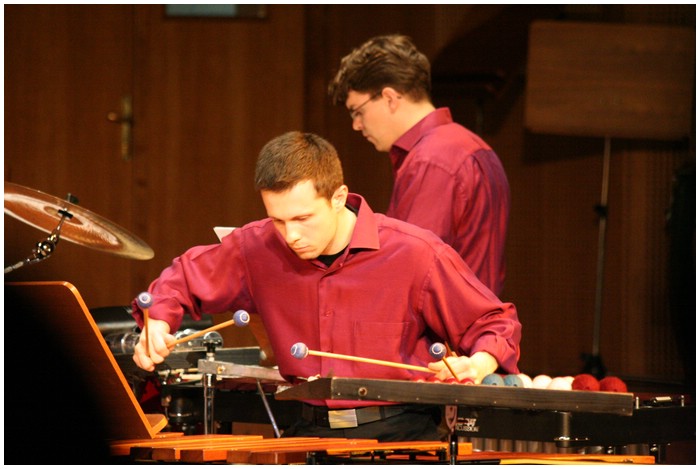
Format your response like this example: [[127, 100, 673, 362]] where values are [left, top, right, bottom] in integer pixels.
[[107, 96, 133, 161]]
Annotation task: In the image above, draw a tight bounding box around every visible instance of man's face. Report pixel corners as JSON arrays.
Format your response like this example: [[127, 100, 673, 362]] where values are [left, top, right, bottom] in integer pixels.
[[346, 90, 395, 152], [261, 179, 341, 260]]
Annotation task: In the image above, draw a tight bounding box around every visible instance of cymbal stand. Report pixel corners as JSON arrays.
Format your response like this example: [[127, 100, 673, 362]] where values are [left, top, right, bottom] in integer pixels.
[[4, 205, 74, 275]]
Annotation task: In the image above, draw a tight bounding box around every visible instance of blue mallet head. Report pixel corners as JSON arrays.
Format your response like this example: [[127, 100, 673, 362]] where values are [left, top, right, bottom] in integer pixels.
[[481, 373, 505, 386], [136, 291, 153, 309], [429, 342, 447, 360], [503, 374, 524, 387], [290, 342, 309, 359], [233, 309, 250, 327]]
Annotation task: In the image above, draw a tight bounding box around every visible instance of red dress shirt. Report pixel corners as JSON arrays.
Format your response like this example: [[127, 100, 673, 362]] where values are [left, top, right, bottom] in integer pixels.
[[388, 108, 510, 295], [133, 194, 520, 407]]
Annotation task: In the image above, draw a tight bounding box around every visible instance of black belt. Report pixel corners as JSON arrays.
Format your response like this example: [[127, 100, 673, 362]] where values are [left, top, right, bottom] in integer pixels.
[[301, 403, 411, 429]]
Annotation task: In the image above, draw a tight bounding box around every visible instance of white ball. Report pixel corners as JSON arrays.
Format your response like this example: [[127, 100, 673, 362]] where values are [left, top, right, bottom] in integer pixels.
[[532, 374, 552, 389], [517, 373, 533, 388], [548, 376, 572, 390]]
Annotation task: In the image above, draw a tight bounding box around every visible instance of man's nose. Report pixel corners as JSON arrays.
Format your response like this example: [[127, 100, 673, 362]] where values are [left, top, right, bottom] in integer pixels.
[[284, 222, 302, 244], [352, 118, 363, 131]]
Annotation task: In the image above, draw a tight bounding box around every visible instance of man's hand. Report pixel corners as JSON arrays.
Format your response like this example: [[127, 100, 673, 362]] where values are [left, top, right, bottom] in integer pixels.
[[428, 351, 498, 384], [132, 319, 174, 372]]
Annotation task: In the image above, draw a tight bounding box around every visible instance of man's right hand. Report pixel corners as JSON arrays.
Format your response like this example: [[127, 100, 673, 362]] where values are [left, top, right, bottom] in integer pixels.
[[132, 319, 174, 372]]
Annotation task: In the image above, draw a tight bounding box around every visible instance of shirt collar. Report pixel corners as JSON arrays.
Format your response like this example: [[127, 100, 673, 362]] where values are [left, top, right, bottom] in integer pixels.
[[346, 193, 380, 251], [389, 107, 453, 170]]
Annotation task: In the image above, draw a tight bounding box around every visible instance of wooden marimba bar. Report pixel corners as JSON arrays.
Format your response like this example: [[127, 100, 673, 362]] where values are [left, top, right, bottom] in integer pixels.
[[109, 434, 467, 464]]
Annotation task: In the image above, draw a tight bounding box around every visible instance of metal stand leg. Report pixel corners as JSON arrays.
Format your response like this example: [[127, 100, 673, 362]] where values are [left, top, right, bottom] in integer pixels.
[[583, 136, 611, 379], [256, 379, 281, 438], [203, 373, 215, 434], [449, 432, 458, 464], [444, 405, 458, 464], [559, 411, 572, 440]]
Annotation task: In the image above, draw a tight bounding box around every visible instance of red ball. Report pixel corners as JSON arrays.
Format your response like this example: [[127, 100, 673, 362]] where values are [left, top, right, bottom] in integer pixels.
[[460, 377, 475, 385], [599, 376, 627, 392], [572, 374, 600, 391]]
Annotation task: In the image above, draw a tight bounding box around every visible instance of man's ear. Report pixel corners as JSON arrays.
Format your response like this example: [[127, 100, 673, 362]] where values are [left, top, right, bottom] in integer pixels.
[[332, 185, 349, 210], [381, 87, 403, 111]]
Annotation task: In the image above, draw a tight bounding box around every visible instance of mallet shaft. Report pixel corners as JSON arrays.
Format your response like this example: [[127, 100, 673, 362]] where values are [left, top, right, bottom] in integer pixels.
[[306, 349, 433, 373], [442, 357, 460, 381], [143, 309, 150, 357], [170, 319, 235, 346]]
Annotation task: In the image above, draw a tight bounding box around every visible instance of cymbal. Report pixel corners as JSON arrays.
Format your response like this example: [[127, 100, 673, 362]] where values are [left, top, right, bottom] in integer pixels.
[[4, 181, 154, 260]]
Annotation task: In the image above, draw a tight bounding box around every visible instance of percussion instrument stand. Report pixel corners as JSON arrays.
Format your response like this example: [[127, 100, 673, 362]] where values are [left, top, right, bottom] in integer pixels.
[[200, 339, 281, 437], [444, 404, 459, 464], [256, 379, 281, 438], [203, 373, 215, 434], [202, 375, 282, 437], [4, 206, 73, 274], [202, 336, 222, 435]]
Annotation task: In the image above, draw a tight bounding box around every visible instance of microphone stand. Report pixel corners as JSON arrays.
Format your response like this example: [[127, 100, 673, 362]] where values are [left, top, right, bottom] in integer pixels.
[[581, 136, 610, 379]]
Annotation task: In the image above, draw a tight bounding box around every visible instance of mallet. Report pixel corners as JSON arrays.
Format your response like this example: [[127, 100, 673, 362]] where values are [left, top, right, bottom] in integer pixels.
[[290, 342, 433, 373], [428, 342, 460, 381], [136, 291, 153, 356], [170, 309, 250, 347]]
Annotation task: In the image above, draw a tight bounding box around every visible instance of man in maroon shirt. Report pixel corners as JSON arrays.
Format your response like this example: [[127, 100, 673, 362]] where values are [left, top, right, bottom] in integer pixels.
[[329, 34, 510, 295], [131, 131, 520, 441]]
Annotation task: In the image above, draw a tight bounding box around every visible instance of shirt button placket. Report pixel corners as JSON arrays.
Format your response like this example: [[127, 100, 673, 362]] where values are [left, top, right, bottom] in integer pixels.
[[318, 279, 334, 375]]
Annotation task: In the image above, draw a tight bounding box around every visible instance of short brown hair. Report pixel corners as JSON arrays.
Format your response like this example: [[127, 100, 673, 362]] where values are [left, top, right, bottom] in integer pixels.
[[328, 34, 431, 105], [254, 131, 344, 200]]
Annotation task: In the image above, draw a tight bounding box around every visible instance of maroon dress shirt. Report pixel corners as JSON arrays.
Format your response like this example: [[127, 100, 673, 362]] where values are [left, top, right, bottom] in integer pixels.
[[388, 108, 510, 295], [133, 194, 520, 407]]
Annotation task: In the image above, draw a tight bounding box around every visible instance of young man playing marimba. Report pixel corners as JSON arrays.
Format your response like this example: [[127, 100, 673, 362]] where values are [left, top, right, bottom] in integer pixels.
[[131, 131, 521, 441]]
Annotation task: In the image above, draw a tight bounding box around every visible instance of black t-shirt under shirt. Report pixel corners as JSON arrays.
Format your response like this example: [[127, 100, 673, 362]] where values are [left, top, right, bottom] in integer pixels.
[[316, 203, 357, 267]]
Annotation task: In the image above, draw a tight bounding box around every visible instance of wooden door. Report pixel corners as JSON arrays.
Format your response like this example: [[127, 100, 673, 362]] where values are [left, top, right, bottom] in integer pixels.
[[4, 5, 138, 308], [131, 5, 304, 292]]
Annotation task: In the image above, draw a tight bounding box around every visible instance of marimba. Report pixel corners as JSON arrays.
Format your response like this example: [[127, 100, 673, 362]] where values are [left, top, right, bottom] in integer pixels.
[[109, 433, 659, 464], [106, 371, 680, 464]]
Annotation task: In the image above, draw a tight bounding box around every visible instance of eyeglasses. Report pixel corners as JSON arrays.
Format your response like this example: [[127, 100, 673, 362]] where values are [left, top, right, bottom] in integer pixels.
[[348, 92, 381, 120]]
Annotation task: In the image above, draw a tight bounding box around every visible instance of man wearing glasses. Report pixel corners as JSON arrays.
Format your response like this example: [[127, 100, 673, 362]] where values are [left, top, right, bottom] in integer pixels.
[[329, 34, 510, 296]]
